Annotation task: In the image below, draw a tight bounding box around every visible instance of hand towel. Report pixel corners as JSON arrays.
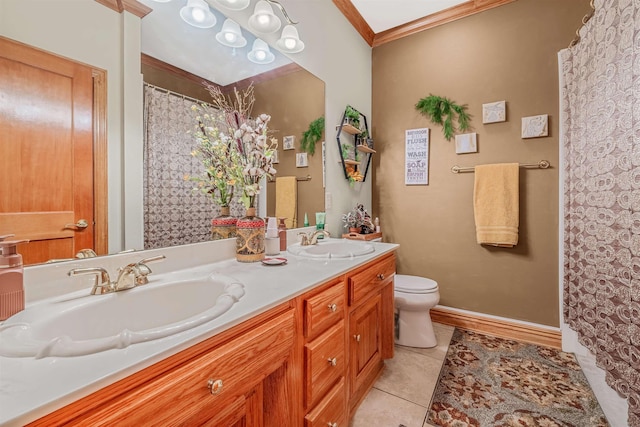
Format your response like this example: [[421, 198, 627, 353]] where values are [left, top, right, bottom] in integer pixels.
[[275, 176, 297, 229], [473, 163, 519, 247]]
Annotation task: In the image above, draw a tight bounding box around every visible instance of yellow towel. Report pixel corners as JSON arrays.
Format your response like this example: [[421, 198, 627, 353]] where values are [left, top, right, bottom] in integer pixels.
[[473, 163, 519, 247], [275, 176, 297, 228]]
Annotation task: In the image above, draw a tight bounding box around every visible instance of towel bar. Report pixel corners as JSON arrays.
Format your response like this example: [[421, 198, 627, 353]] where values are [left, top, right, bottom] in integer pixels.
[[268, 175, 312, 182], [451, 160, 550, 174]]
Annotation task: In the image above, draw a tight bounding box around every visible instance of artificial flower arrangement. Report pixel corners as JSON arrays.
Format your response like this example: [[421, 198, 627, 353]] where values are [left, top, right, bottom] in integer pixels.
[[186, 83, 277, 210]]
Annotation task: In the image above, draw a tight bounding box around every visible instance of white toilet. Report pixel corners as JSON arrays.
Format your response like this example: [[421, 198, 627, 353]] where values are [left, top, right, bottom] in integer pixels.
[[394, 275, 440, 348]]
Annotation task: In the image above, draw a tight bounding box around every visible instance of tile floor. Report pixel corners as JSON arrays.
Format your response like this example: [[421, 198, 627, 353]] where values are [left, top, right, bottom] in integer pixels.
[[350, 322, 455, 427]]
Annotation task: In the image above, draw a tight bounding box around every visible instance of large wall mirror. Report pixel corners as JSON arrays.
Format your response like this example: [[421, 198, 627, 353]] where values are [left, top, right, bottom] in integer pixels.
[[140, 0, 325, 248], [0, 0, 325, 265]]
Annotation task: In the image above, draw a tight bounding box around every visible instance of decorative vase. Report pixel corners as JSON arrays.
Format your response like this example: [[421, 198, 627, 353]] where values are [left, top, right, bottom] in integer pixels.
[[349, 227, 360, 234], [211, 206, 237, 240], [235, 207, 265, 262]]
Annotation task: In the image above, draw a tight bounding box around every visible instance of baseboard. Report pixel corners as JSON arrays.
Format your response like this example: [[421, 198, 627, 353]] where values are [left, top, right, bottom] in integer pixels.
[[430, 306, 561, 349]]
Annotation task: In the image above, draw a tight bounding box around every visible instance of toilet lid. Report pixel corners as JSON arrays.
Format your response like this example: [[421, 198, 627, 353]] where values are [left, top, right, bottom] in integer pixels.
[[395, 275, 438, 294]]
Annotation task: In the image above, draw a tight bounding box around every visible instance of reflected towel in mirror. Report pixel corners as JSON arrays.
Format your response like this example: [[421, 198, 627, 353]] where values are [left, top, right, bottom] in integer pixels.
[[276, 176, 297, 228]]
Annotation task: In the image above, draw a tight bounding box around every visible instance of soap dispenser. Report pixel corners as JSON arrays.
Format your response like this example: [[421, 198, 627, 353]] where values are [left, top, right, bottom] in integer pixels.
[[0, 239, 28, 320]]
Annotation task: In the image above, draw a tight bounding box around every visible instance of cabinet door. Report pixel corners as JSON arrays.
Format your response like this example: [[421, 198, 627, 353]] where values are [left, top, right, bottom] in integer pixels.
[[349, 293, 382, 396]]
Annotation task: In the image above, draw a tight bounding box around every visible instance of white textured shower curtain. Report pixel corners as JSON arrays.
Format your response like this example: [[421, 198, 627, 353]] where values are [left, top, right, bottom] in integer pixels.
[[561, 0, 639, 425]]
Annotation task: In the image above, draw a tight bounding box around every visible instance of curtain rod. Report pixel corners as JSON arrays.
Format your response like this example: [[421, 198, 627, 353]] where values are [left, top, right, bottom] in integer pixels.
[[568, 0, 595, 48], [451, 160, 551, 174], [144, 83, 211, 106]]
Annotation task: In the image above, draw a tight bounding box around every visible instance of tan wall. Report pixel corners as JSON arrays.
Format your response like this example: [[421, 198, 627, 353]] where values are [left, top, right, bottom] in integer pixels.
[[254, 70, 325, 228], [371, 0, 590, 327]]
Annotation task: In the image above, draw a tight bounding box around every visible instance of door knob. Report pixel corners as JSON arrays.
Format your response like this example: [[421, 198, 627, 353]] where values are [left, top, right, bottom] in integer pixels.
[[65, 219, 89, 230], [327, 357, 337, 366], [207, 379, 223, 395], [354, 334, 361, 342], [328, 303, 338, 312]]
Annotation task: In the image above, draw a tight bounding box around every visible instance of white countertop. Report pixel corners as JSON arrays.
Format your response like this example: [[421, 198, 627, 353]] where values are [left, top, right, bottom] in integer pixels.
[[0, 238, 398, 426]]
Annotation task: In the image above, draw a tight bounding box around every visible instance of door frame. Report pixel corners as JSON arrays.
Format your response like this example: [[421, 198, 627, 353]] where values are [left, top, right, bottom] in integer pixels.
[[92, 68, 108, 255]]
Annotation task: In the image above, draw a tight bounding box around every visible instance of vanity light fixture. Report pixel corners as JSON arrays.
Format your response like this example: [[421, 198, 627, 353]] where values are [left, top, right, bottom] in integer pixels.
[[247, 0, 281, 34], [216, 18, 247, 48], [247, 38, 275, 64], [276, 25, 304, 53], [180, 0, 217, 28], [213, 0, 251, 11]]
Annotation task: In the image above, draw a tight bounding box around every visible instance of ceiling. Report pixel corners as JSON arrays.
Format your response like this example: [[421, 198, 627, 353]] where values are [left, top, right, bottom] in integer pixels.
[[350, 0, 468, 33], [138, 0, 512, 84]]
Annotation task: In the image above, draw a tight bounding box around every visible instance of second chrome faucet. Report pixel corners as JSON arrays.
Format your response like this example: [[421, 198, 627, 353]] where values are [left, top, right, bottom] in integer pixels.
[[68, 255, 166, 295]]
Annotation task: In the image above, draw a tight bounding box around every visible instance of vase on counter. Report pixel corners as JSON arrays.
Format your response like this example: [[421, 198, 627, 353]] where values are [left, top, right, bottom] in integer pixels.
[[235, 207, 265, 262], [211, 206, 237, 240]]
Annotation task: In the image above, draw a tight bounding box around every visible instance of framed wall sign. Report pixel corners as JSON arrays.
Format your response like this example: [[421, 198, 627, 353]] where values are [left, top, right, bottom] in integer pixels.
[[405, 128, 429, 185]]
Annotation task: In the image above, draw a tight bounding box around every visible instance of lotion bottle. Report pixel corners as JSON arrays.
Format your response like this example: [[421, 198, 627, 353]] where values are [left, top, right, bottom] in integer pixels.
[[0, 239, 28, 320]]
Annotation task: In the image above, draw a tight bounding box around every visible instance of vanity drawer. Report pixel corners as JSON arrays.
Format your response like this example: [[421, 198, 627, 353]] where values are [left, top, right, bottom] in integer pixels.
[[304, 278, 345, 339], [304, 377, 346, 427], [348, 253, 395, 306], [76, 309, 295, 426], [305, 320, 345, 409]]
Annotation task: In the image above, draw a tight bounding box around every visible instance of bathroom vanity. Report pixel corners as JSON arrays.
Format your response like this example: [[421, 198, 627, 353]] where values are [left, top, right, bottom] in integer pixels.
[[0, 238, 397, 426]]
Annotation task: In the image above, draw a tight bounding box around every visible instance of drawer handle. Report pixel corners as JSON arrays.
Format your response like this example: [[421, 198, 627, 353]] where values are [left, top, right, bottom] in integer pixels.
[[353, 334, 361, 342], [207, 379, 223, 395], [328, 423, 338, 427], [377, 273, 385, 280], [327, 357, 337, 366], [328, 303, 338, 312]]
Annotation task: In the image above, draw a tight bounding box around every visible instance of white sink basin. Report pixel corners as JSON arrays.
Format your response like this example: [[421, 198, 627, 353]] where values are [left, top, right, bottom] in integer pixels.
[[288, 239, 375, 259], [0, 274, 245, 358]]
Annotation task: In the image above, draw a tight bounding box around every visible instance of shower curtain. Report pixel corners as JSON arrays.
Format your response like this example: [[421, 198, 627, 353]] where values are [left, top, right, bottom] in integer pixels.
[[561, 0, 639, 425], [143, 85, 245, 249]]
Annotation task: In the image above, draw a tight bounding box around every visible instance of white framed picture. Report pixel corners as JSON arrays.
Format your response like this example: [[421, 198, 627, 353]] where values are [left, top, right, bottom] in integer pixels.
[[482, 101, 506, 123], [296, 152, 308, 168], [283, 135, 295, 150], [271, 149, 279, 164], [522, 114, 549, 138], [455, 133, 477, 154], [405, 128, 429, 185]]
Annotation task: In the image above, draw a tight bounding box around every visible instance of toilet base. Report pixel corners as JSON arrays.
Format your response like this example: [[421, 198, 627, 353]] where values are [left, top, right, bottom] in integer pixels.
[[395, 310, 437, 348]]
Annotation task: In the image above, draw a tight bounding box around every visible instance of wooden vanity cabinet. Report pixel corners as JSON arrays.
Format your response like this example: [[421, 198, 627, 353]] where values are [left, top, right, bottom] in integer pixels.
[[27, 251, 397, 427], [28, 302, 296, 427], [347, 252, 395, 413]]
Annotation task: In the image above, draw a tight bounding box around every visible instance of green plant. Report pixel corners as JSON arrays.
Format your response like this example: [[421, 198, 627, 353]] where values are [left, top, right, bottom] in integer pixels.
[[415, 94, 470, 141], [344, 105, 360, 128], [300, 116, 324, 155], [341, 143, 350, 160]]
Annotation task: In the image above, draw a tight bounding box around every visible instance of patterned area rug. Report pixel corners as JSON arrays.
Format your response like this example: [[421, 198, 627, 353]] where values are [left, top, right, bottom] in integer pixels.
[[428, 329, 609, 427]]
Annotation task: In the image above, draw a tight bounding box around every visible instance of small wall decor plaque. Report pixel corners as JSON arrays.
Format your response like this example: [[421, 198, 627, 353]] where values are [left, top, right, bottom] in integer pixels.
[[296, 152, 308, 168], [455, 133, 477, 154], [283, 135, 295, 150], [482, 101, 506, 123], [271, 149, 279, 164], [405, 128, 429, 185], [521, 114, 549, 138]]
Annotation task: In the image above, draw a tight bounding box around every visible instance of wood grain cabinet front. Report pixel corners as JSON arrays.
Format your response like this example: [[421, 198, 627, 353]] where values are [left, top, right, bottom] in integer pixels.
[[304, 377, 347, 427], [305, 320, 346, 409], [304, 278, 345, 340], [31, 307, 295, 427]]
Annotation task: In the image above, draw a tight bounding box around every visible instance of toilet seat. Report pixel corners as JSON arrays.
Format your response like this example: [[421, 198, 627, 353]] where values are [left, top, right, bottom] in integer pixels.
[[395, 276, 438, 294]]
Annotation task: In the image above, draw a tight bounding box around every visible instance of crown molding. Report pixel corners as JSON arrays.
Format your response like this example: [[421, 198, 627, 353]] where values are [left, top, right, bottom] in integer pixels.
[[95, 0, 152, 18], [332, 0, 517, 48], [332, 0, 375, 47]]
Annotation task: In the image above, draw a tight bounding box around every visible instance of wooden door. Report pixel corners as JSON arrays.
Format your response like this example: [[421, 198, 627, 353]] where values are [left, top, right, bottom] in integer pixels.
[[0, 37, 95, 265]]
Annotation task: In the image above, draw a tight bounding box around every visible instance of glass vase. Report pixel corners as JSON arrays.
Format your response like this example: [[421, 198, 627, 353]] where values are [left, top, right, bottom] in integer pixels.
[[211, 206, 237, 240], [235, 207, 265, 262]]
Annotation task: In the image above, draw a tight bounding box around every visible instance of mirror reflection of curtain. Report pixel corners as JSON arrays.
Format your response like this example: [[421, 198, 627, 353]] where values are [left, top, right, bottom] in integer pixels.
[[143, 85, 245, 249], [561, 1, 639, 424]]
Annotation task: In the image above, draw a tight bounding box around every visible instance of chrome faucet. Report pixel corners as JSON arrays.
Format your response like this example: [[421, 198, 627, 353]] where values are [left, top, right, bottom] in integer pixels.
[[114, 255, 166, 291], [68, 267, 113, 295], [298, 230, 331, 246], [67, 255, 166, 295]]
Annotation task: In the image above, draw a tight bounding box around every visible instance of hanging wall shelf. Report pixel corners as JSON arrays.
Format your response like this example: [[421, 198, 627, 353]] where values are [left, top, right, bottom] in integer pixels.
[[336, 105, 373, 183]]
